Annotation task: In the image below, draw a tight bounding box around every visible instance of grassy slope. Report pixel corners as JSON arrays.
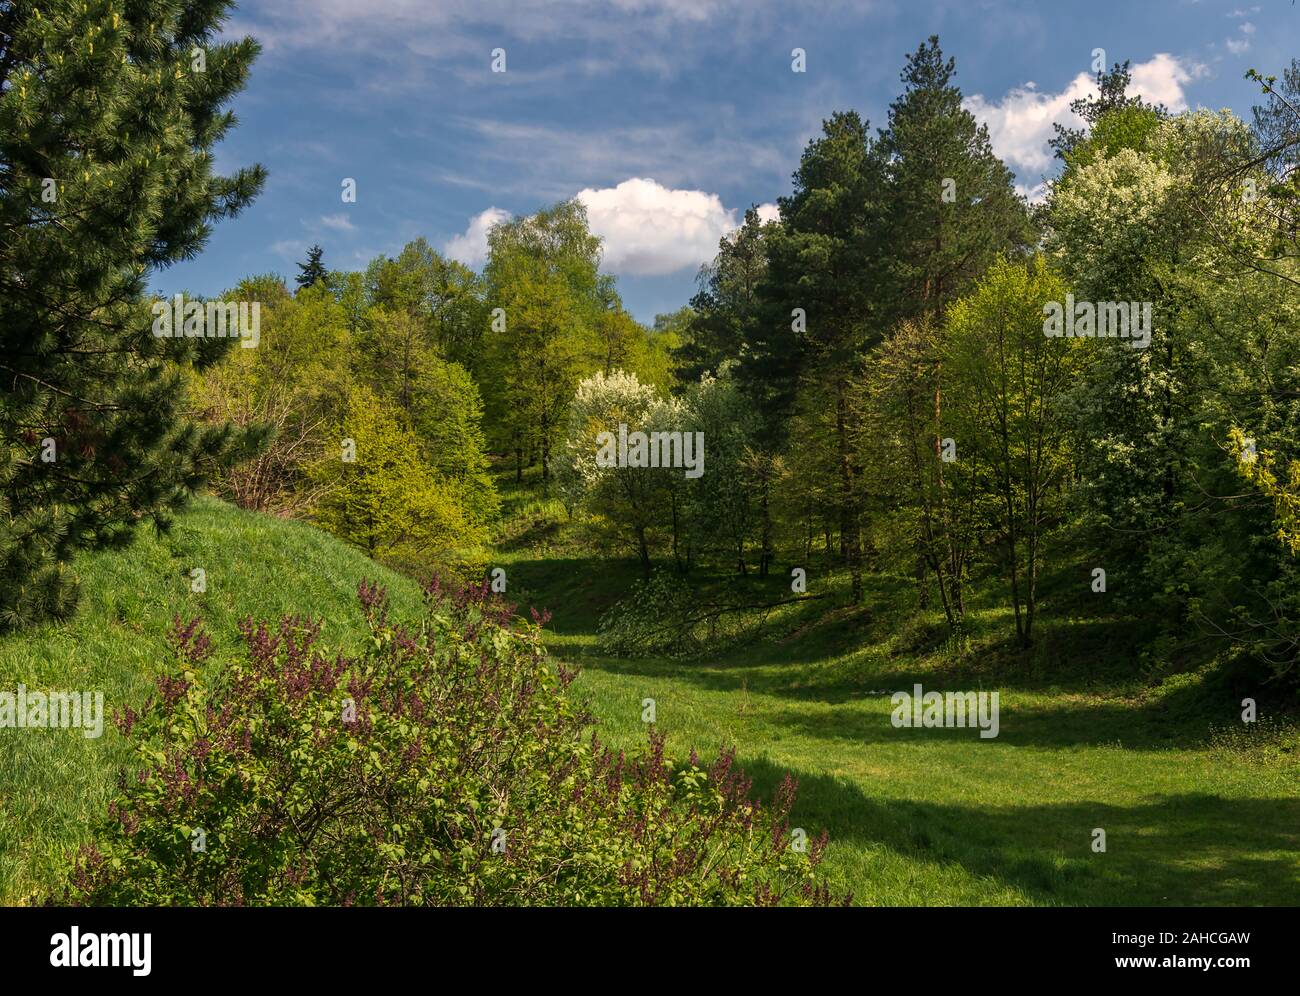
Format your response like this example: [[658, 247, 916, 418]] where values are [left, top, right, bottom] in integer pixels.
[[3, 484, 1296, 906], [0, 496, 425, 905], [492, 474, 1300, 906]]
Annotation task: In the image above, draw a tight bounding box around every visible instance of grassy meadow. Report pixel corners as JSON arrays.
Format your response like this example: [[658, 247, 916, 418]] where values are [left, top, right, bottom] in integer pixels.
[[1, 477, 1296, 906], [490, 472, 1300, 906], [0, 497, 425, 905]]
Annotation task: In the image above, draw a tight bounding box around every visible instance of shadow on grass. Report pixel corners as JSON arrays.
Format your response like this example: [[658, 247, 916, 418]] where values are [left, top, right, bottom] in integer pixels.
[[507, 555, 1265, 746], [734, 755, 1300, 906]]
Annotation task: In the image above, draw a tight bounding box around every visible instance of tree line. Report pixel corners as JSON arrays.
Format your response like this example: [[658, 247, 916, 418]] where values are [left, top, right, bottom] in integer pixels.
[[5, 4, 1300, 691]]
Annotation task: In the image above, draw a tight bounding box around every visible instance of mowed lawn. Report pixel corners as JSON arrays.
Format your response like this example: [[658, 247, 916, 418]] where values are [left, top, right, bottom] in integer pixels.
[[490, 493, 1300, 906]]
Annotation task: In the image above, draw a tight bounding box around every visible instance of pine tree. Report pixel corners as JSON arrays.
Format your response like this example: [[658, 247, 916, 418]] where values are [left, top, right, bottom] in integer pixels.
[[879, 36, 1030, 325], [873, 36, 1030, 623], [1050, 61, 1164, 162], [676, 207, 772, 384], [0, 1, 267, 628], [296, 244, 327, 289], [758, 110, 887, 598]]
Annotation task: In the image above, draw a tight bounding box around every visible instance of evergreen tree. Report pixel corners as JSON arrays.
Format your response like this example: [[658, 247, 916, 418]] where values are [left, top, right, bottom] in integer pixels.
[[1050, 61, 1164, 162], [879, 35, 1030, 325], [874, 36, 1030, 619], [676, 207, 773, 384], [295, 244, 327, 289], [759, 110, 887, 597], [0, 0, 266, 628]]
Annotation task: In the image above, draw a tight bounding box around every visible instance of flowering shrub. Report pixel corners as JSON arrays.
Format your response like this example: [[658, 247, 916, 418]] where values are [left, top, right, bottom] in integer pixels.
[[56, 580, 845, 906]]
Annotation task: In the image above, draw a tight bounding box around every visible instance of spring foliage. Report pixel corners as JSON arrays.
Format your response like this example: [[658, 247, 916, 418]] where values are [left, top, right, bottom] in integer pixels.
[[59, 581, 844, 907]]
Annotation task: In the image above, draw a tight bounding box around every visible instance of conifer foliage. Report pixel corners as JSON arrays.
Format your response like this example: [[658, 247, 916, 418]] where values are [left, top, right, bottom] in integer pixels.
[[0, 1, 266, 628]]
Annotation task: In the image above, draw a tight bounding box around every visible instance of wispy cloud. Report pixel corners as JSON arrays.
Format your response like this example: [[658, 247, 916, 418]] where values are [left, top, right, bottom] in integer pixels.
[[316, 213, 357, 232], [1226, 21, 1256, 56], [270, 239, 308, 261], [438, 118, 789, 201]]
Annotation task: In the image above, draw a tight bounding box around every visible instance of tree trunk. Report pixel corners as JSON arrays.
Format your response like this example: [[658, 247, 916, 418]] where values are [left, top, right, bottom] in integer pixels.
[[637, 527, 651, 580], [836, 383, 862, 602]]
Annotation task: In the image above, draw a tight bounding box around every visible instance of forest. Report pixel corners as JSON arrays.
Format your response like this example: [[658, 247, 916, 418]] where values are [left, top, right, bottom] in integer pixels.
[[1, 1, 1297, 911]]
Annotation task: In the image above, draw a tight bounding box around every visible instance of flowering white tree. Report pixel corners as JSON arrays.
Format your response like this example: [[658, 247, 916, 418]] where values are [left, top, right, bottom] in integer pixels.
[[555, 370, 688, 576]]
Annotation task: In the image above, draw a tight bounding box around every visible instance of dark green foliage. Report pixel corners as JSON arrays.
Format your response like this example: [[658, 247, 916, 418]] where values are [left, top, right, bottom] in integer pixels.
[[878, 35, 1032, 325], [295, 244, 327, 290], [1050, 60, 1165, 162], [0, 0, 265, 628], [676, 207, 773, 386]]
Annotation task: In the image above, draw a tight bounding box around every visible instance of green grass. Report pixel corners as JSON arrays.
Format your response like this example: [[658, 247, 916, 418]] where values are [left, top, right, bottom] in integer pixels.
[[0, 496, 424, 905], [2, 482, 1296, 906], [490, 473, 1300, 907]]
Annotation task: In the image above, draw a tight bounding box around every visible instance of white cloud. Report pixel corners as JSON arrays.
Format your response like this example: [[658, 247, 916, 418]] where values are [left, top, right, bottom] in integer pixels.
[[575, 178, 745, 276], [1129, 54, 1201, 111], [965, 53, 1201, 180], [1226, 21, 1255, 56], [444, 206, 511, 266], [447, 180, 775, 276], [1016, 181, 1049, 206], [226, 0, 763, 72], [317, 212, 356, 232]]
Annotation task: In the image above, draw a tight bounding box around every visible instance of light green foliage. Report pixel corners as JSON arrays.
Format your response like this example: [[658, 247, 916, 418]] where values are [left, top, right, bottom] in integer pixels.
[[1231, 427, 1300, 556], [312, 385, 488, 559], [480, 201, 606, 486], [556, 369, 686, 574], [945, 257, 1082, 645], [193, 278, 352, 515]]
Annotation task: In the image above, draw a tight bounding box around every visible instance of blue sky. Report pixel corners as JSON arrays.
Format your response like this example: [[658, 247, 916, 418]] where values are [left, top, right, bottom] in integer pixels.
[[165, 0, 1300, 323]]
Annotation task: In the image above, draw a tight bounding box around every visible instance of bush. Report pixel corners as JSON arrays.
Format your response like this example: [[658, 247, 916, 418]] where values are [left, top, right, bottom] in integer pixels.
[[56, 580, 845, 906]]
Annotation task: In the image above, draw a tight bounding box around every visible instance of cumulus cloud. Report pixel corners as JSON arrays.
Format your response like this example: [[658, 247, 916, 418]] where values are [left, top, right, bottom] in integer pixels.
[[444, 206, 512, 266], [576, 178, 746, 276], [447, 180, 776, 277], [965, 53, 1201, 180]]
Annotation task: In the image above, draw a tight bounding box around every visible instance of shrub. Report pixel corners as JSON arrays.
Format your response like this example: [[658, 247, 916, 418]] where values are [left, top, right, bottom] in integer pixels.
[[56, 580, 845, 906]]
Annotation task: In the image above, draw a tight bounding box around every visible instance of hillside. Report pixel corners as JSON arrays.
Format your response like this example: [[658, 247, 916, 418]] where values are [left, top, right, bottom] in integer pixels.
[[0, 497, 426, 904]]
